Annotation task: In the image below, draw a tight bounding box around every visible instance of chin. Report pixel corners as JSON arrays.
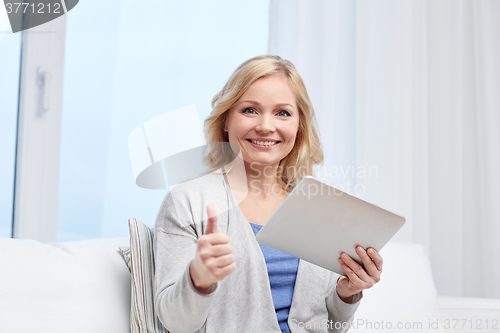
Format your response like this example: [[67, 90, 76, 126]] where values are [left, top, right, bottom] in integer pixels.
[[245, 159, 279, 167]]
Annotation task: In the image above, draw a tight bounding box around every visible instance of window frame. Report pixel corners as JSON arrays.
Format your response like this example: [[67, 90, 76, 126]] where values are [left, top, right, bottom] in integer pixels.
[[13, 15, 66, 242]]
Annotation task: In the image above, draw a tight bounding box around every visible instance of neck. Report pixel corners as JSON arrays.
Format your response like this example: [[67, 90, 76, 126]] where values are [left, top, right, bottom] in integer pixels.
[[244, 161, 285, 199], [223, 159, 287, 201]]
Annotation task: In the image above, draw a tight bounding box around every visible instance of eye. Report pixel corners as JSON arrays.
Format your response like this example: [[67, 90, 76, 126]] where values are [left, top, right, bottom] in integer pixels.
[[277, 110, 291, 117], [242, 107, 256, 115]]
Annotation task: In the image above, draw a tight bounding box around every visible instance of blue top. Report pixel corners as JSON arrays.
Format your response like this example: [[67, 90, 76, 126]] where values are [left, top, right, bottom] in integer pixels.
[[249, 222, 300, 333]]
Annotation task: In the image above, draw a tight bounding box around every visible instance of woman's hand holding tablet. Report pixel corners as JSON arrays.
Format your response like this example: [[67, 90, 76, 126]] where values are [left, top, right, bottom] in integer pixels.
[[336, 246, 383, 303]]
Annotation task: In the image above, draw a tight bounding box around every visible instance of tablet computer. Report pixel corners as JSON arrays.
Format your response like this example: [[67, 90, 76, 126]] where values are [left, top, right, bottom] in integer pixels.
[[255, 176, 406, 276]]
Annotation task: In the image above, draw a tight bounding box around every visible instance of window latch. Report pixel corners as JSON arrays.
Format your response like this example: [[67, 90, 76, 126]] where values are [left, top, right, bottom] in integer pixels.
[[37, 66, 51, 112]]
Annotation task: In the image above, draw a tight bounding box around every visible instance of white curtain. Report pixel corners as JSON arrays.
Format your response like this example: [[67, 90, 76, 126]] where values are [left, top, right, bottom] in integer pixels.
[[268, 0, 500, 298]]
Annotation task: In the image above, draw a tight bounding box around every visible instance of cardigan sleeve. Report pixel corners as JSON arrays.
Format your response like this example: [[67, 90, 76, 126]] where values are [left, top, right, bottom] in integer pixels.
[[153, 190, 219, 333], [325, 272, 363, 333]]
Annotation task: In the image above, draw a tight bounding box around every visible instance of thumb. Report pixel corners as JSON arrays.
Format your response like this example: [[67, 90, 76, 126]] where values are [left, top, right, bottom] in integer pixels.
[[205, 204, 218, 234]]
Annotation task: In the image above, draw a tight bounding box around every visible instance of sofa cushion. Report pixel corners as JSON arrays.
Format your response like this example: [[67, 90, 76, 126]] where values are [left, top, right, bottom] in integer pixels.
[[0, 236, 131, 333], [437, 296, 500, 333], [349, 242, 444, 332]]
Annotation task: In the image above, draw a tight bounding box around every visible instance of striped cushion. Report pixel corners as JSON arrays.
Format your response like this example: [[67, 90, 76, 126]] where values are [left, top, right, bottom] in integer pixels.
[[119, 246, 131, 270], [119, 218, 168, 333]]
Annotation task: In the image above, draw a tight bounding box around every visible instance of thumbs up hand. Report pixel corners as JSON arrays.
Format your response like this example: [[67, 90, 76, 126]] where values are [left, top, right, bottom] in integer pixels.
[[189, 204, 236, 294]]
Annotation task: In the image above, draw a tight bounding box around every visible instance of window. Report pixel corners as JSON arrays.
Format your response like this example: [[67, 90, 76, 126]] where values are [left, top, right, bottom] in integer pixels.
[[56, 0, 270, 241]]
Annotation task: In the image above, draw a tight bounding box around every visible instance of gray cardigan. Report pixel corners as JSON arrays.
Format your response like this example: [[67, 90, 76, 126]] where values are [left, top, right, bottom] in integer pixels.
[[153, 173, 362, 333]]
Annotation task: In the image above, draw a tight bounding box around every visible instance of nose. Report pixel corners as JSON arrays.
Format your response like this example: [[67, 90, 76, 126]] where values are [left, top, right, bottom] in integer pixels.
[[256, 113, 276, 133]]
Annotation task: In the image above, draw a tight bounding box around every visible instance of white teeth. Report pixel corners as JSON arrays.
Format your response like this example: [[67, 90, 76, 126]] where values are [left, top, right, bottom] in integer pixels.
[[250, 140, 278, 146]]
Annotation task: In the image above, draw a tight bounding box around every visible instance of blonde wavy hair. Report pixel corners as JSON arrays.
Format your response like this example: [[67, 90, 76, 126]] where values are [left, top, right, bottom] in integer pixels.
[[203, 55, 324, 192]]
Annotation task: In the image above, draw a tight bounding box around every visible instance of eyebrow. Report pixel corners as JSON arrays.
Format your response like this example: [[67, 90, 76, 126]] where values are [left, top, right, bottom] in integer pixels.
[[239, 100, 295, 109]]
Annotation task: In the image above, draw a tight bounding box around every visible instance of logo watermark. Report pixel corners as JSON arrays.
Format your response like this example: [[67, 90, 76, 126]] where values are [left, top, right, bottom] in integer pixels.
[[128, 105, 382, 227], [289, 317, 499, 331], [3, 0, 79, 33], [247, 163, 379, 198], [290, 318, 428, 331]]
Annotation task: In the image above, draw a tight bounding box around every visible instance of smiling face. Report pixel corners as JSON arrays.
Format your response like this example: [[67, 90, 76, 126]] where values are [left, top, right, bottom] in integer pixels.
[[223, 74, 300, 168]]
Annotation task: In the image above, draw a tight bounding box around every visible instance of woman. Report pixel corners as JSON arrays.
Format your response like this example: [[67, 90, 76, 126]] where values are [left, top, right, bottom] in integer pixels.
[[153, 55, 383, 333]]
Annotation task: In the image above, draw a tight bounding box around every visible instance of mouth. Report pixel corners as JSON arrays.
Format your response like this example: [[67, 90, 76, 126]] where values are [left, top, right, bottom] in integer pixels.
[[246, 139, 280, 147]]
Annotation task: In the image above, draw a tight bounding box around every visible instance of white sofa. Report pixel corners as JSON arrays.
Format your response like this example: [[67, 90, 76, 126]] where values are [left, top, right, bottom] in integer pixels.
[[1, 237, 498, 333]]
